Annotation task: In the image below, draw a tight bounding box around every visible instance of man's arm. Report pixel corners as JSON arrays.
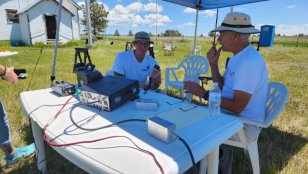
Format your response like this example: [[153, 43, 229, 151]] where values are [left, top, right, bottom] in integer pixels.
[[112, 53, 125, 77], [207, 42, 224, 89], [221, 90, 252, 114], [0, 65, 18, 84]]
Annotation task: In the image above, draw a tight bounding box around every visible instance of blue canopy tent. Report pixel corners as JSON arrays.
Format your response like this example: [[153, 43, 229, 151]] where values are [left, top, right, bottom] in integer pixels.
[[163, 0, 268, 53]]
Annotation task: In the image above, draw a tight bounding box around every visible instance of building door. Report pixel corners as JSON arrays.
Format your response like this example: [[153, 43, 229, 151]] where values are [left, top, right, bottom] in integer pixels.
[[45, 15, 56, 39]]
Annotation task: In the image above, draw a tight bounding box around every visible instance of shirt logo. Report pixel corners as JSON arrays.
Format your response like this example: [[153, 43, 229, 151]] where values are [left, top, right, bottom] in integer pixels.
[[142, 65, 151, 71], [229, 71, 235, 77]]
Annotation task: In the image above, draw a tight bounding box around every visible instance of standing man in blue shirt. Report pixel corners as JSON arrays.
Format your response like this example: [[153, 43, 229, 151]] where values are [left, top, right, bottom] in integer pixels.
[[0, 65, 35, 166]]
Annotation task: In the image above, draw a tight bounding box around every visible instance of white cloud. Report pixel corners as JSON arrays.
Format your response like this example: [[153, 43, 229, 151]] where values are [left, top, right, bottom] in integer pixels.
[[107, 4, 137, 26], [77, 2, 84, 6], [126, 2, 143, 13], [184, 8, 216, 17], [133, 15, 144, 24], [184, 7, 196, 14], [178, 22, 195, 28], [200, 10, 216, 17], [132, 24, 138, 28], [275, 24, 308, 36], [287, 5, 296, 8], [236, 8, 245, 11], [107, 2, 170, 27], [144, 14, 171, 26], [143, 2, 163, 12], [256, 24, 308, 36]]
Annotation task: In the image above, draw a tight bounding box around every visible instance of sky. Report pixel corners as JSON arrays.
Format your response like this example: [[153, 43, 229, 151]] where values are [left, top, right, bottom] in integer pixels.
[[74, 0, 308, 36]]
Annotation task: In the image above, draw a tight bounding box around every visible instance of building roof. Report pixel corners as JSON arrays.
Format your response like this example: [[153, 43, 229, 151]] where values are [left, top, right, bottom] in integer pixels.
[[17, 0, 81, 16], [70, 0, 82, 10]]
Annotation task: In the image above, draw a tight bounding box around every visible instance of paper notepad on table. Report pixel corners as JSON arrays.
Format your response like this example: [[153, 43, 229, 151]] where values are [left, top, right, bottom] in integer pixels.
[[153, 104, 208, 131]]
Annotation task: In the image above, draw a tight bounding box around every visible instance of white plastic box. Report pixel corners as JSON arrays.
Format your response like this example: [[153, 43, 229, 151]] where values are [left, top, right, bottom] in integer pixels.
[[136, 99, 159, 111]]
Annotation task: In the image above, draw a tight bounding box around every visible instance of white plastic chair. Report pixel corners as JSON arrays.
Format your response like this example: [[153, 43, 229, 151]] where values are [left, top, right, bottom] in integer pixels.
[[163, 40, 175, 55], [223, 82, 289, 174], [164, 55, 209, 102], [189, 43, 202, 55]]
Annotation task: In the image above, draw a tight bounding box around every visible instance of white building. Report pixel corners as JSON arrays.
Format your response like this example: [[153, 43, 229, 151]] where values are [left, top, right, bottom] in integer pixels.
[[0, 0, 81, 45]]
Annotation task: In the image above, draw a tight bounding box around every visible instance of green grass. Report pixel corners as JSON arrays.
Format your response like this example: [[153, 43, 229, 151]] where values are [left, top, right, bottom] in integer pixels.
[[0, 36, 307, 173]]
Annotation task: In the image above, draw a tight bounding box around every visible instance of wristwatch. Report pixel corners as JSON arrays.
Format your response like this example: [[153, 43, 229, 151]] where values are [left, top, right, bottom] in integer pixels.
[[1, 66, 10, 79]]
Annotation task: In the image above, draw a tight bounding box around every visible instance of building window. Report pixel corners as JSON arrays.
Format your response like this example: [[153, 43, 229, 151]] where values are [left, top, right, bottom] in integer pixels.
[[6, 9, 19, 23]]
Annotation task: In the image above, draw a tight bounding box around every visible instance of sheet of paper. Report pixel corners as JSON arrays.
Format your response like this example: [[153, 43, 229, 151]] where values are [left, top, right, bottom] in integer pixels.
[[153, 104, 208, 130]]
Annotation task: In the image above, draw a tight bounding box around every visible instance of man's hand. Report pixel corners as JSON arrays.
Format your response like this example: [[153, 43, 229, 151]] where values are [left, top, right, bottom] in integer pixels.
[[140, 83, 148, 89], [207, 42, 222, 65], [3, 66, 18, 84], [150, 67, 161, 89], [184, 81, 206, 98]]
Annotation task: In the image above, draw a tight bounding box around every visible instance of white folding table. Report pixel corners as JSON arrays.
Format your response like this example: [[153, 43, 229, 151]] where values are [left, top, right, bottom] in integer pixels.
[[20, 88, 243, 174]]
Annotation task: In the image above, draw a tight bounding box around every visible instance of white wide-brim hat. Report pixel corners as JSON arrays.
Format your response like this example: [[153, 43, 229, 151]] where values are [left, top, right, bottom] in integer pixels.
[[212, 12, 260, 34]]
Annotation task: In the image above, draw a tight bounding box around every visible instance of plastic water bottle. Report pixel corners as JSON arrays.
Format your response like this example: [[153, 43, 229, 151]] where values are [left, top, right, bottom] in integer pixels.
[[209, 82, 221, 119]]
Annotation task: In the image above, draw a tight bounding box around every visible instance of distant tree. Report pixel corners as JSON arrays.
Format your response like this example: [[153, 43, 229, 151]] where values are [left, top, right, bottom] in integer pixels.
[[208, 31, 215, 37], [200, 34, 204, 37], [114, 29, 120, 36], [277, 34, 281, 36], [158, 34, 160, 37], [81, 0, 109, 36], [299, 33, 304, 37], [128, 30, 133, 36], [149, 32, 153, 36], [162, 30, 182, 37]]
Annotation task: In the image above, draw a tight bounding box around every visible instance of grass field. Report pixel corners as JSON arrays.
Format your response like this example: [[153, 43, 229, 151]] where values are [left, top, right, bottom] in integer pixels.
[[0, 35, 307, 173]]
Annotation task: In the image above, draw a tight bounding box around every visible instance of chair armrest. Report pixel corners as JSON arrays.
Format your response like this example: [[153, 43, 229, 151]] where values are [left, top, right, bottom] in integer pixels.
[[238, 117, 270, 128], [224, 111, 270, 128], [165, 67, 181, 82]]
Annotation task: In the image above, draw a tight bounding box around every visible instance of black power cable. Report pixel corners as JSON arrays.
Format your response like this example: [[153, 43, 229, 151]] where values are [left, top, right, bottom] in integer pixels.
[[172, 133, 196, 174], [69, 101, 146, 131]]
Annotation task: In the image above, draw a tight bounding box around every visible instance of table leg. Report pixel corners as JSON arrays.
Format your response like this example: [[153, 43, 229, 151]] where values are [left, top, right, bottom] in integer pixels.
[[31, 119, 47, 173], [207, 146, 219, 174], [199, 156, 207, 174]]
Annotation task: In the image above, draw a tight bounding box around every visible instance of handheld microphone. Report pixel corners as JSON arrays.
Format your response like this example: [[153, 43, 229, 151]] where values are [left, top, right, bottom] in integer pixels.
[[14, 69, 28, 79], [145, 65, 160, 91]]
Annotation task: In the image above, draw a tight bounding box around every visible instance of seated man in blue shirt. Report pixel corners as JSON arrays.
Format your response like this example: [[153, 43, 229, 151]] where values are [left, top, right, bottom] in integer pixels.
[[112, 31, 161, 90], [184, 12, 268, 142]]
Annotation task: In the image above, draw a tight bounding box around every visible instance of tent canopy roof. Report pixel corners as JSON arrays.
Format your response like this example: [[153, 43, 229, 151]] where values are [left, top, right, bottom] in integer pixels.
[[163, 0, 268, 10]]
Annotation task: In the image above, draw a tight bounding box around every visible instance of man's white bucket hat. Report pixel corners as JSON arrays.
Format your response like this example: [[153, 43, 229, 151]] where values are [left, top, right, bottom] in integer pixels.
[[212, 12, 260, 34]]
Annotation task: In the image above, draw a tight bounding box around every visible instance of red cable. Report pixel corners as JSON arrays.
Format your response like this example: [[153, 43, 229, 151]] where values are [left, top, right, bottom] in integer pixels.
[[42, 95, 165, 174]]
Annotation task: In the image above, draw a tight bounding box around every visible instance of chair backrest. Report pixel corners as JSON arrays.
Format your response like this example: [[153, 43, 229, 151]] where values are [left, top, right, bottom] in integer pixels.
[[125, 42, 134, 51], [163, 40, 173, 50], [178, 55, 209, 83], [263, 82, 288, 128], [189, 43, 194, 52]]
